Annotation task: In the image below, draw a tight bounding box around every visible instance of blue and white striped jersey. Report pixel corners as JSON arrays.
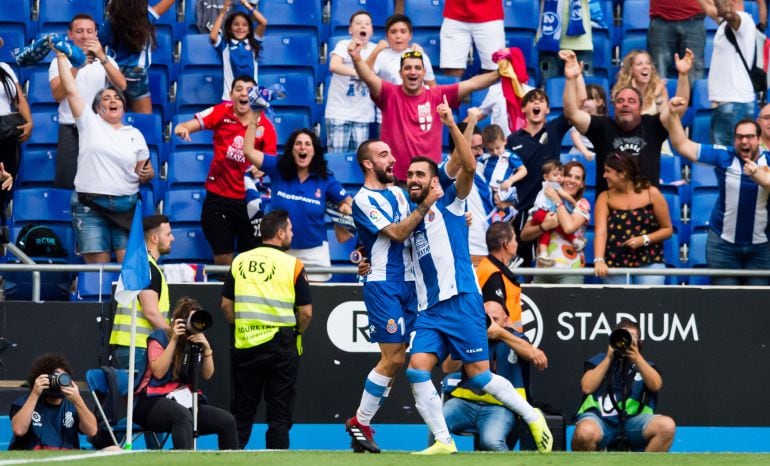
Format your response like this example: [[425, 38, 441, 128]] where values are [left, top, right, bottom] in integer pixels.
[[698, 144, 770, 245], [353, 186, 415, 282], [411, 183, 480, 310], [483, 150, 524, 189]]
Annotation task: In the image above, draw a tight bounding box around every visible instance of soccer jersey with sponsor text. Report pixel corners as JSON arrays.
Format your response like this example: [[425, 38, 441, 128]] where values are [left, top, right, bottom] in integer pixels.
[[411, 183, 480, 310], [353, 186, 415, 282]]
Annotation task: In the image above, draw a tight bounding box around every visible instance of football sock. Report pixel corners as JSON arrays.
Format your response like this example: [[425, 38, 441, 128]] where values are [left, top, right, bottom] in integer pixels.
[[472, 371, 538, 423], [356, 370, 391, 425], [407, 368, 452, 445]]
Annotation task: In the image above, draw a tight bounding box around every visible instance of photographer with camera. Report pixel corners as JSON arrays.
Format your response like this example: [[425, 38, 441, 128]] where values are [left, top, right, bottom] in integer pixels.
[[133, 297, 238, 450], [572, 319, 676, 452], [9, 353, 97, 450]]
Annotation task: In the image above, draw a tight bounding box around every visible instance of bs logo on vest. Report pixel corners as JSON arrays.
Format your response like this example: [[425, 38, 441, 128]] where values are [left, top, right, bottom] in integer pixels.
[[238, 256, 276, 281]]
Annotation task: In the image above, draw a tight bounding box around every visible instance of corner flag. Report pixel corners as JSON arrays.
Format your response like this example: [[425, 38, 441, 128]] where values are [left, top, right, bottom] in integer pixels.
[[114, 201, 150, 305]]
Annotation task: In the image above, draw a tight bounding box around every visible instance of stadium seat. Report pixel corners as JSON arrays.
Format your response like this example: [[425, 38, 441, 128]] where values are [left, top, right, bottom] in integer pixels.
[[139, 184, 156, 217], [175, 71, 223, 114], [11, 223, 76, 263], [179, 34, 222, 73], [266, 0, 323, 34], [16, 148, 56, 187], [148, 69, 171, 122], [690, 113, 712, 145], [663, 233, 682, 284], [410, 30, 442, 69], [258, 68, 321, 122], [26, 69, 58, 113], [155, 0, 182, 41], [39, 0, 104, 34], [170, 114, 214, 151], [153, 28, 177, 83], [11, 187, 72, 224], [663, 192, 682, 233], [0, 30, 26, 79], [659, 156, 683, 185], [687, 231, 711, 285], [271, 109, 312, 148], [503, 0, 539, 32], [164, 226, 213, 263], [404, 0, 445, 29], [75, 270, 119, 302], [690, 163, 718, 191], [162, 188, 206, 224], [0, 0, 34, 37], [329, 0, 394, 36], [326, 152, 364, 186], [260, 29, 322, 80], [125, 113, 165, 153], [619, 35, 647, 63], [690, 190, 718, 232], [621, 0, 650, 34], [167, 150, 213, 188], [25, 112, 60, 147], [591, 34, 614, 80], [691, 79, 711, 114]]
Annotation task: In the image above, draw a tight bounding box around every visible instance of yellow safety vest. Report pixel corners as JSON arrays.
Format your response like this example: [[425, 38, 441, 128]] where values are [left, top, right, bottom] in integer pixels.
[[232, 246, 298, 349], [109, 255, 170, 349]]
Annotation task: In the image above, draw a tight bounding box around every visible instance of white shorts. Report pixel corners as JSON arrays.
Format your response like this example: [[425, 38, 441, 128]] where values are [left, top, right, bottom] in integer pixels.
[[440, 18, 505, 70], [289, 242, 331, 282]]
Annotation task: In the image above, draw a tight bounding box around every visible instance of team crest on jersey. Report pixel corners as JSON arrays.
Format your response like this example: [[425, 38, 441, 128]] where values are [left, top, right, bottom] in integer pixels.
[[31, 411, 42, 426], [232, 135, 244, 150], [63, 411, 75, 428], [315, 188, 322, 198], [386, 319, 398, 333], [369, 209, 380, 221], [427, 210, 435, 222], [418, 102, 432, 131], [414, 231, 430, 259]]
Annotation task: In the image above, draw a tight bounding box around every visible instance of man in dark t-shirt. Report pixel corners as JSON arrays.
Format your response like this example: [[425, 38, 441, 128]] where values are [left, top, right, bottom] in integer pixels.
[[561, 50, 669, 193]]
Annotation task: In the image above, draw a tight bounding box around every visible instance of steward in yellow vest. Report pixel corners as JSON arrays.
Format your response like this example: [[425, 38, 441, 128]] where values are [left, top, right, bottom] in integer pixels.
[[220, 210, 312, 450]]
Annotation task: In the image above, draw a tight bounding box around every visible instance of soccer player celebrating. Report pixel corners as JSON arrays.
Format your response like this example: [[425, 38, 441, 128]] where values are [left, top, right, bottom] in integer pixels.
[[404, 97, 553, 455], [345, 139, 442, 453]]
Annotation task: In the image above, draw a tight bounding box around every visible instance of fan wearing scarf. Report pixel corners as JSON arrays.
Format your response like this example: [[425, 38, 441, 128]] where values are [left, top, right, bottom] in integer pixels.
[[537, 0, 594, 80]]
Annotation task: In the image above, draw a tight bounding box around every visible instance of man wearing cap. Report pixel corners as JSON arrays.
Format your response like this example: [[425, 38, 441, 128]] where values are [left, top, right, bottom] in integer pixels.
[[348, 41, 499, 182]]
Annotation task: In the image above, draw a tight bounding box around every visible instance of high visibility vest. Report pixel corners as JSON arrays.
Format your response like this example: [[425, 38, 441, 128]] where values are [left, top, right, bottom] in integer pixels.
[[476, 256, 523, 332], [109, 255, 170, 349], [232, 246, 299, 349]]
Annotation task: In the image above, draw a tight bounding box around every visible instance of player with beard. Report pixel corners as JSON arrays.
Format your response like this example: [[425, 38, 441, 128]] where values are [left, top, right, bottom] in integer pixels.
[[403, 98, 553, 455], [344, 139, 442, 453]]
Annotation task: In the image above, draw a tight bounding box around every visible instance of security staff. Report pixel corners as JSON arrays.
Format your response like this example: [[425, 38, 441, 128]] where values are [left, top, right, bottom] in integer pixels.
[[221, 209, 313, 449], [109, 214, 174, 379]]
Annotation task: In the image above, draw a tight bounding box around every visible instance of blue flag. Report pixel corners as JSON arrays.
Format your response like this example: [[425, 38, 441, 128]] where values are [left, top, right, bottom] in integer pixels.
[[114, 201, 150, 304]]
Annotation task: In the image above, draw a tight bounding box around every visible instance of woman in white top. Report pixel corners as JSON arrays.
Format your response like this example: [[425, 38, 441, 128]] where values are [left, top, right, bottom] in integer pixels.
[[55, 50, 154, 263], [0, 60, 32, 219]]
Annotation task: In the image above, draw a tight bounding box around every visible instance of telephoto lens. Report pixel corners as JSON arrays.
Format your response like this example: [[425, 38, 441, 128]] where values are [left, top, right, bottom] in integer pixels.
[[49, 371, 73, 390], [609, 328, 632, 356], [186, 309, 213, 334]]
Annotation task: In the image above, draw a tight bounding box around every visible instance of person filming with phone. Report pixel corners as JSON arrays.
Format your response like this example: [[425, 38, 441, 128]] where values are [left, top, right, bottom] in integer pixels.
[[133, 297, 238, 450], [572, 319, 676, 452], [9, 353, 97, 450]]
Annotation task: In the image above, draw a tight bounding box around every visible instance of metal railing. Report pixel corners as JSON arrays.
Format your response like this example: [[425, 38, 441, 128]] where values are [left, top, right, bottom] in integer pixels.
[[3, 260, 770, 303]]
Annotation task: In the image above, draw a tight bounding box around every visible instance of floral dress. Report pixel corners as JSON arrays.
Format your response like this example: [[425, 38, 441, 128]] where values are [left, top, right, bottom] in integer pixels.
[[604, 203, 664, 267]]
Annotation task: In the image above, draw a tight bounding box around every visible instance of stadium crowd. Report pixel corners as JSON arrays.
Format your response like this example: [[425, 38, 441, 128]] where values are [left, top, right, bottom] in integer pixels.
[[1, 0, 769, 454]]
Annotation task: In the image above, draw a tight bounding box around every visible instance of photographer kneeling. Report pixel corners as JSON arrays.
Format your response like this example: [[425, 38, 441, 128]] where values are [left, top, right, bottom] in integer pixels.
[[134, 298, 238, 450], [572, 319, 676, 452], [9, 353, 97, 450]]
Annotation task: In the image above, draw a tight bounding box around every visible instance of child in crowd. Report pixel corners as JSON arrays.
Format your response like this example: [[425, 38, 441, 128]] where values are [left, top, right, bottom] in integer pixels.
[[482, 124, 526, 223], [210, 0, 267, 101], [100, 0, 176, 114], [325, 10, 377, 152], [569, 83, 608, 160], [529, 160, 584, 266], [367, 14, 436, 86]]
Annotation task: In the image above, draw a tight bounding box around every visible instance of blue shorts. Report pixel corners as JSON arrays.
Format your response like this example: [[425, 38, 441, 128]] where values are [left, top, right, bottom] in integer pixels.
[[575, 411, 657, 451], [411, 292, 488, 363], [121, 66, 150, 101], [363, 280, 417, 344], [71, 191, 136, 254]]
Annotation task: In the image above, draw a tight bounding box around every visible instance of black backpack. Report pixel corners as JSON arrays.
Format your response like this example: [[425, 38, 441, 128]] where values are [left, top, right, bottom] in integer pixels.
[[16, 223, 67, 258]]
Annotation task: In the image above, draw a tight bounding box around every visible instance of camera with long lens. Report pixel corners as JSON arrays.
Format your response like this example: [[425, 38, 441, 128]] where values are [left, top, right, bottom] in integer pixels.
[[185, 309, 213, 334], [44, 371, 72, 397], [609, 328, 632, 357]]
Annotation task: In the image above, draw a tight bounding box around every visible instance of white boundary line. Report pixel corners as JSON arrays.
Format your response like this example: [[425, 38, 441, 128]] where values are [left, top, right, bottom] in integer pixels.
[[0, 450, 138, 465]]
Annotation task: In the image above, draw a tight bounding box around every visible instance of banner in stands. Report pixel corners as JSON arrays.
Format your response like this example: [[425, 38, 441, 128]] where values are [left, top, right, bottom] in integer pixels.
[[0, 285, 767, 427]]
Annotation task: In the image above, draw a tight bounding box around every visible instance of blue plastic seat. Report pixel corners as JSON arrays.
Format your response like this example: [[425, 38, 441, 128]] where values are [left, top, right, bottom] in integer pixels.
[[139, 184, 156, 217], [24, 112, 60, 147], [619, 35, 648, 62], [26, 69, 58, 113], [258, 68, 321, 121], [155, 0, 182, 41], [326, 152, 364, 186], [179, 34, 222, 73], [12, 187, 72, 224], [16, 148, 56, 187], [687, 232, 711, 285], [690, 113, 712, 144], [591, 34, 614, 79], [266, 0, 323, 34], [330, 0, 393, 36], [404, 0, 445, 29], [621, 0, 650, 34], [75, 270, 120, 302], [39, 0, 104, 34], [690, 190, 718, 232], [148, 69, 171, 122], [153, 28, 176, 82], [167, 150, 213, 188], [659, 156, 683, 185], [171, 114, 214, 150], [690, 163, 718, 191], [0, 30, 27, 79], [410, 30, 442, 69], [260, 29, 322, 80], [0, 0, 34, 37], [163, 188, 206, 224], [503, 0, 539, 31], [663, 192, 682, 233], [175, 71, 223, 114], [270, 109, 312, 148], [164, 226, 213, 263]]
